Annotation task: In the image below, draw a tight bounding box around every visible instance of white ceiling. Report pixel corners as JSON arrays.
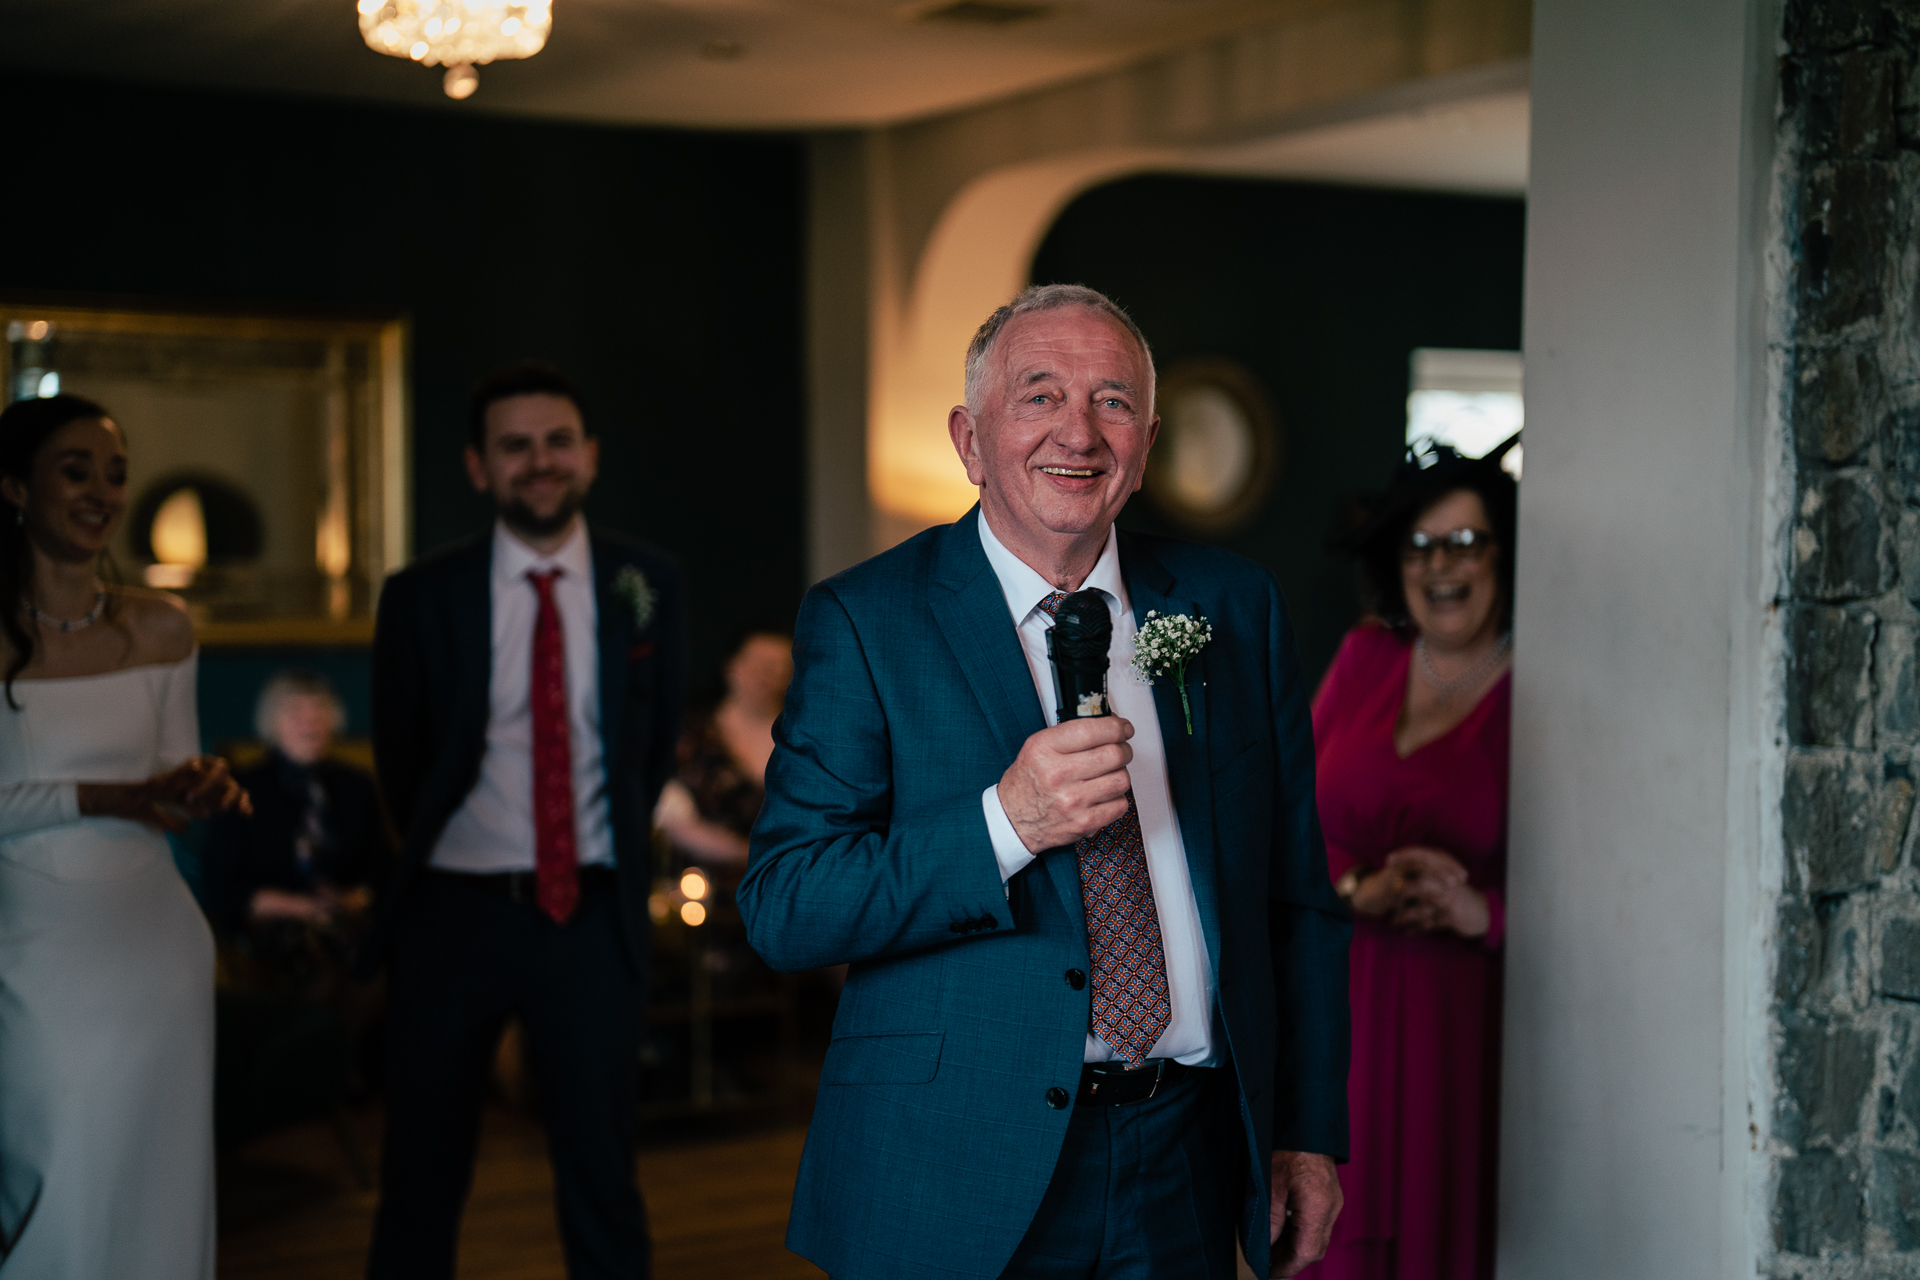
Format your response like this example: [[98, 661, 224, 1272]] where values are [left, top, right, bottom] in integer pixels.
[[1197, 90, 1531, 196], [0, 0, 1363, 129]]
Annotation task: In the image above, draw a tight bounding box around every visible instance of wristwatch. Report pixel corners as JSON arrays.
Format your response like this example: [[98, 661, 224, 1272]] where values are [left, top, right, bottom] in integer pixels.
[[1334, 866, 1367, 905]]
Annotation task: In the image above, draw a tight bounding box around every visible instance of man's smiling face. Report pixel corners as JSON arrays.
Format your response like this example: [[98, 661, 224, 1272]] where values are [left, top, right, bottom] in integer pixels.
[[951, 306, 1158, 574], [464, 391, 598, 540]]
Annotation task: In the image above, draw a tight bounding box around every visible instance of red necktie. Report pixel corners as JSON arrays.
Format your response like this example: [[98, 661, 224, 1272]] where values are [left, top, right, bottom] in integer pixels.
[[528, 568, 579, 925], [1037, 590, 1171, 1067]]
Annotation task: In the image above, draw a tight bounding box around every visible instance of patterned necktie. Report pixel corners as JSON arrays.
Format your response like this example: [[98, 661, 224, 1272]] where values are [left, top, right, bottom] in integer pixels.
[[528, 568, 579, 925], [1037, 590, 1171, 1067], [291, 768, 328, 888]]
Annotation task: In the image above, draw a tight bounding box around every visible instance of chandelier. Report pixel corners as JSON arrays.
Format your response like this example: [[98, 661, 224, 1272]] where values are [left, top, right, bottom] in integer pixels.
[[357, 0, 552, 100]]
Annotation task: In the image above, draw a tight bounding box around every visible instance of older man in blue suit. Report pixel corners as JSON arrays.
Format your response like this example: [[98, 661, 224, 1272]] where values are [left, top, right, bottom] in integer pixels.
[[738, 284, 1348, 1279]]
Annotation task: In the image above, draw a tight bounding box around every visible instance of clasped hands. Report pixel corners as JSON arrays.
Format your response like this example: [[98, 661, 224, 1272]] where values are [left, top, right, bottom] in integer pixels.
[[251, 882, 371, 925], [77, 756, 252, 833], [997, 715, 1135, 852], [1351, 845, 1489, 939]]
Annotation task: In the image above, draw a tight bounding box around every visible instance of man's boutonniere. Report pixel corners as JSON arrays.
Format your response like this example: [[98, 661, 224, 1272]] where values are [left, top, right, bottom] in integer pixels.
[[1130, 610, 1213, 735], [612, 565, 657, 632]]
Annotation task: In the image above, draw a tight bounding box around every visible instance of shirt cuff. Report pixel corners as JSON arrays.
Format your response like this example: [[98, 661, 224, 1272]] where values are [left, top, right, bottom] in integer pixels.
[[982, 784, 1037, 883]]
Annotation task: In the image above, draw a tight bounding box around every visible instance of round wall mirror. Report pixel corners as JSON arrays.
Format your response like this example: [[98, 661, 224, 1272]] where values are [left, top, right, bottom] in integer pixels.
[[1144, 359, 1281, 533]]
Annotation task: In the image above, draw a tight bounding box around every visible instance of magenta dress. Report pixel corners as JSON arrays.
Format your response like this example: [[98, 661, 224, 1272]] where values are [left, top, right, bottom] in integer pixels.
[[1301, 624, 1509, 1280]]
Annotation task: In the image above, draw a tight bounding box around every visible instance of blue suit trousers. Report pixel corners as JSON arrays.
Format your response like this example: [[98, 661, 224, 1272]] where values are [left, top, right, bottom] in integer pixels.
[[1001, 1068, 1245, 1280]]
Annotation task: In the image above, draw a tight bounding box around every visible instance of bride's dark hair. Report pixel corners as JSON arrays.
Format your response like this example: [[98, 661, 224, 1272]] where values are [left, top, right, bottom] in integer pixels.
[[0, 394, 115, 707]]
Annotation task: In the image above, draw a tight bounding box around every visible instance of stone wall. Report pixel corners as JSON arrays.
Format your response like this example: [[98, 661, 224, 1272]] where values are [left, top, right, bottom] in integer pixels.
[[1776, 1, 1920, 1270]]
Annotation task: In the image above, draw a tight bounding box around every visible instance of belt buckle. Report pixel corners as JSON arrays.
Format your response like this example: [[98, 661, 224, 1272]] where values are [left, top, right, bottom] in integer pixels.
[[1142, 1058, 1168, 1101]]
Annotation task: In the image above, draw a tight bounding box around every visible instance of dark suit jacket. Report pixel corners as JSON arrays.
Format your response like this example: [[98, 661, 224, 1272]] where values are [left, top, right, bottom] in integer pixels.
[[202, 752, 395, 937], [369, 526, 686, 973], [737, 507, 1350, 1280]]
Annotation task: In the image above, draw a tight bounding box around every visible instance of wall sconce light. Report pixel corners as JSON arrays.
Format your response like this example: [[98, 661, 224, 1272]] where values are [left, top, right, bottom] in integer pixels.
[[146, 488, 208, 588]]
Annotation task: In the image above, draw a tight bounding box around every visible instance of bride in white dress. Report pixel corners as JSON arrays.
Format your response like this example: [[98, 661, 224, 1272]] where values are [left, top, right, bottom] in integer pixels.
[[0, 394, 249, 1278]]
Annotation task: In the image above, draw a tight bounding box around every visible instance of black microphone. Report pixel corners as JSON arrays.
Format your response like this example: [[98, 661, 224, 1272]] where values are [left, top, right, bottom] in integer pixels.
[[1046, 590, 1112, 721]]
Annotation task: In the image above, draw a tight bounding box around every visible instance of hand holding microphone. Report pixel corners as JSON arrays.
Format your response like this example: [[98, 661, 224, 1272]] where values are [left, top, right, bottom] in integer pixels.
[[997, 591, 1134, 854]]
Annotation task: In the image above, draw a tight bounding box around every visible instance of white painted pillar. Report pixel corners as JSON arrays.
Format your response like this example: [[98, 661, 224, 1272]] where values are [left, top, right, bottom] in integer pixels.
[[1501, 0, 1778, 1275], [805, 131, 876, 584]]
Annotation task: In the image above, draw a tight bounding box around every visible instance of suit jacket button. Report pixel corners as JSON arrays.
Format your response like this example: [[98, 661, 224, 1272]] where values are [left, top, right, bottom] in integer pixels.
[[1045, 1087, 1070, 1110], [1065, 968, 1086, 990]]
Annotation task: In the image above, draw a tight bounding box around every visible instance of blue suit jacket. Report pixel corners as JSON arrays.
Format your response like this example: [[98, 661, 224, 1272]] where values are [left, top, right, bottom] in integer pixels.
[[737, 508, 1348, 1279]]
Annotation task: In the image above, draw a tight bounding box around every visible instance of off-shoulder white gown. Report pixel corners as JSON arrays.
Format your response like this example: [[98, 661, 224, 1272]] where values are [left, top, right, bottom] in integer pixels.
[[0, 655, 214, 1278]]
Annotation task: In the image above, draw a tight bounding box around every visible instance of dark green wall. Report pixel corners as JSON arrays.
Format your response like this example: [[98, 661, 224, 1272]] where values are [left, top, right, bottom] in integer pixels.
[[1031, 175, 1525, 684], [0, 73, 808, 723]]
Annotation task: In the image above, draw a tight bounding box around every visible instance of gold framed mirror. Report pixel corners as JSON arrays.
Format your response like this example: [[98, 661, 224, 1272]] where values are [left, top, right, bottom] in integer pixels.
[[2, 303, 409, 645]]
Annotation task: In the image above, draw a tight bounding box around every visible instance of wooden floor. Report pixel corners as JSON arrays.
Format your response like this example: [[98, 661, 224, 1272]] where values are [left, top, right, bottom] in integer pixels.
[[217, 1105, 828, 1280]]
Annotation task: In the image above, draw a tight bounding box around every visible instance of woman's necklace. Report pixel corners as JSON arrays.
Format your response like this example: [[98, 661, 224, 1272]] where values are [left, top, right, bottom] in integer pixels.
[[27, 587, 107, 634], [1416, 630, 1512, 701]]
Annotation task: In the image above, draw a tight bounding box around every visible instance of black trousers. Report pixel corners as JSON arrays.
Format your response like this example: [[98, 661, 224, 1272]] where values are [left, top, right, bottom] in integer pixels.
[[366, 870, 650, 1280]]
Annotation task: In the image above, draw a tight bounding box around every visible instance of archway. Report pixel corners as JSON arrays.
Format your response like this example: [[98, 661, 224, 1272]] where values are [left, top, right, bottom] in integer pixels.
[[861, 84, 1529, 547]]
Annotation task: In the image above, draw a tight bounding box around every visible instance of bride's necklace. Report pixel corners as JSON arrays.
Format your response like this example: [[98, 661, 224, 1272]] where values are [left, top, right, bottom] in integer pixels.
[[26, 586, 107, 634], [1416, 631, 1512, 701]]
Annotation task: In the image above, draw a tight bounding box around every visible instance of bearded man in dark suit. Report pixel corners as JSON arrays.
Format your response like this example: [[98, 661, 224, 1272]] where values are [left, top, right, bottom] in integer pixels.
[[740, 285, 1349, 1279], [367, 363, 685, 1279]]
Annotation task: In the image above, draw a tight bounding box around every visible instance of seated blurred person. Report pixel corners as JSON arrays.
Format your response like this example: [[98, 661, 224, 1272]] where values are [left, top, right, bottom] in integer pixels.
[[653, 629, 793, 870], [205, 670, 393, 996]]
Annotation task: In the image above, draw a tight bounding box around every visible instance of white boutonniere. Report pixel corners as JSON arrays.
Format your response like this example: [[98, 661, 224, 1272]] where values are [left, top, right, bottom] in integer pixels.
[[612, 565, 657, 631], [1130, 610, 1213, 735]]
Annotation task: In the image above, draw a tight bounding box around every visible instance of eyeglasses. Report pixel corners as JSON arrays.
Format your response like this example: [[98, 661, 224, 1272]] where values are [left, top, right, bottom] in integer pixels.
[[1401, 527, 1497, 563]]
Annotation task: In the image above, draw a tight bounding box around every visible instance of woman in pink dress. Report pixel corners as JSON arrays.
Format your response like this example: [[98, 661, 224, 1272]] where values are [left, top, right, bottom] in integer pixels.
[[1302, 440, 1516, 1280]]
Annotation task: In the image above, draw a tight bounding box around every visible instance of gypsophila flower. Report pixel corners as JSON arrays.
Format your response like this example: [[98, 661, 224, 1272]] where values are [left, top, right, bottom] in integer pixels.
[[1129, 610, 1212, 733], [613, 565, 657, 631]]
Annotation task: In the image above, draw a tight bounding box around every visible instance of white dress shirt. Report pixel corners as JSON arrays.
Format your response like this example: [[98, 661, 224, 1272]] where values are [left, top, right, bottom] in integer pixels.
[[976, 514, 1216, 1066], [430, 519, 615, 873]]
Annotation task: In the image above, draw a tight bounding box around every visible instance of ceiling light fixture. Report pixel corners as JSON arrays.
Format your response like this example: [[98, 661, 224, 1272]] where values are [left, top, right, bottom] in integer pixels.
[[357, 0, 552, 100]]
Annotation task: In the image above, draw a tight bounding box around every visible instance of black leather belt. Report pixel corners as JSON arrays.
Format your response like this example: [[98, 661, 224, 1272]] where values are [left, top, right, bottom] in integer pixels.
[[427, 865, 617, 905], [1076, 1058, 1196, 1106]]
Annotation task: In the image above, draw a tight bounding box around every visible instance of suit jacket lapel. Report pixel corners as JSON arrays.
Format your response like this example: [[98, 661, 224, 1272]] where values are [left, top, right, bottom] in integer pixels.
[[591, 532, 633, 781], [449, 535, 493, 755], [928, 510, 1087, 937], [928, 508, 1047, 761], [1121, 534, 1223, 981]]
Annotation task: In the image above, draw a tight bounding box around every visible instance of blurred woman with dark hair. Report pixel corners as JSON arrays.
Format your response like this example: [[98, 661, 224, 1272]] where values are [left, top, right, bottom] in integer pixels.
[[1300, 437, 1517, 1280], [0, 394, 248, 1278], [653, 629, 794, 868]]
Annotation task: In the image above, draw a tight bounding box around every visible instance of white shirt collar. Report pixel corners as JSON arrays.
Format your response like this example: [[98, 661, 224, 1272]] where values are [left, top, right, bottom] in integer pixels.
[[976, 509, 1129, 626], [492, 517, 591, 586]]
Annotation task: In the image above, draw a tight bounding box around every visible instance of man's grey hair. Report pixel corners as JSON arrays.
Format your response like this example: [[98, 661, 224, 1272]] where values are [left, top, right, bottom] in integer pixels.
[[962, 284, 1156, 416], [255, 669, 345, 742]]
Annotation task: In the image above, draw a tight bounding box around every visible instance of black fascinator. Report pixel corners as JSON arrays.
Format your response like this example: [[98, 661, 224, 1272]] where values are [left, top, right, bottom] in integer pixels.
[[1336, 433, 1520, 631]]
